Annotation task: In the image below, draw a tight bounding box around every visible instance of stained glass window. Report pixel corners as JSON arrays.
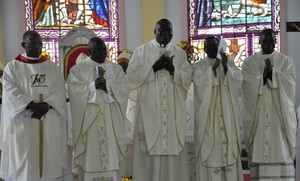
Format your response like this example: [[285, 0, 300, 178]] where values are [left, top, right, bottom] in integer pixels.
[[188, 0, 280, 67], [25, 0, 119, 64]]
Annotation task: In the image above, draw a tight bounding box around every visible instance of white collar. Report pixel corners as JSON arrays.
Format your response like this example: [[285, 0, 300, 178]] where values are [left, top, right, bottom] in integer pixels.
[[22, 53, 42, 60], [151, 39, 171, 50], [257, 51, 277, 60]]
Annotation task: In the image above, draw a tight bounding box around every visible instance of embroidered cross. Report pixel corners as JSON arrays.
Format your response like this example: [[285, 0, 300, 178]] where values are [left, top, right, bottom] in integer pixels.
[[219, 112, 223, 119], [101, 138, 106, 144], [163, 121, 167, 127], [220, 126, 225, 132], [222, 139, 227, 145], [163, 81, 167, 87], [264, 140, 269, 145], [100, 125, 105, 131], [101, 152, 107, 158], [162, 94, 167, 100], [163, 148, 167, 154], [162, 107, 167, 113]]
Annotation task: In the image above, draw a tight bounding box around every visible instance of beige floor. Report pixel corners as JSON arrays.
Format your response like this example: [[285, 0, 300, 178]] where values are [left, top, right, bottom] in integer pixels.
[[74, 143, 196, 181], [0, 143, 197, 181]]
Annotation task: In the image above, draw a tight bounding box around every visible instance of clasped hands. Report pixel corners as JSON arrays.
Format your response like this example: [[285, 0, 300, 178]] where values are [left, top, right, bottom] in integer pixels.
[[263, 58, 272, 84], [153, 54, 175, 74], [95, 77, 107, 92], [212, 52, 228, 76], [27, 101, 51, 119]]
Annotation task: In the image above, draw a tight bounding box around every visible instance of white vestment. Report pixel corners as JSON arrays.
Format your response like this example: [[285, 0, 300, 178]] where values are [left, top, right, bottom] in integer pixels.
[[0, 54, 69, 181], [193, 57, 244, 181], [296, 105, 300, 181], [242, 51, 296, 180], [67, 58, 128, 180], [127, 39, 192, 181]]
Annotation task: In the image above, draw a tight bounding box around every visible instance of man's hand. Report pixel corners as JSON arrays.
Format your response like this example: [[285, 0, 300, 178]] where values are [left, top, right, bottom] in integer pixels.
[[153, 55, 165, 72], [95, 77, 107, 92], [212, 58, 221, 76], [263, 58, 272, 84], [27, 101, 50, 119], [220, 52, 228, 74], [164, 55, 175, 74]]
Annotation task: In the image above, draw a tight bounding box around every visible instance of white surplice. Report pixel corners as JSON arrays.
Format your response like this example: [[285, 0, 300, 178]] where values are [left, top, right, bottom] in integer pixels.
[[0, 54, 70, 181], [242, 51, 296, 180], [193, 57, 244, 181], [127, 39, 192, 181], [67, 58, 128, 180], [296, 105, 300, 181]]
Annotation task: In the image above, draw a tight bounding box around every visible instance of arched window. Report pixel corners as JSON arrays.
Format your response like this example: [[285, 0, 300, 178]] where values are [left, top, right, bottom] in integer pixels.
[[188, 0, 280, 67], [25, 0, 119, 64]]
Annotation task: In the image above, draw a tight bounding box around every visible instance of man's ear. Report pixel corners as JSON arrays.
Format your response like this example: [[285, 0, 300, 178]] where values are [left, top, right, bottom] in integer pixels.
[[154, 29, 156, 35], [21, 42, 25, 48]]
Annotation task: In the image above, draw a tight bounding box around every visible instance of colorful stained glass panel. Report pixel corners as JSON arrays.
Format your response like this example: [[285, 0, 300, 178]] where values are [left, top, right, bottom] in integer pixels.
[[188, 0, 280, 68], [25, 0, 119, 64]]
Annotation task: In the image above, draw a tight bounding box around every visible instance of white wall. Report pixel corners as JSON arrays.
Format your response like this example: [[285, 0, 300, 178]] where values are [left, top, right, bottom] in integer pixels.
[[286, 0, 300, 106], [123, 0, 142, 51], [0, 0, 25, 61], [123, 0, 185, 50], [1, 0, 300, 106], [0, 0, 185, 58], [164, 0, 184, 44]]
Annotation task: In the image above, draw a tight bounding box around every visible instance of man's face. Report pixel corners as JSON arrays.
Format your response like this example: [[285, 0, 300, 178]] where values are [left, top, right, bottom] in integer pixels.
[[260, 32, 276, 54], [155, 21, 173, 46], [89, 39, 107, 63], [204, 38, 219, 58], [23, 33, 43, 58]]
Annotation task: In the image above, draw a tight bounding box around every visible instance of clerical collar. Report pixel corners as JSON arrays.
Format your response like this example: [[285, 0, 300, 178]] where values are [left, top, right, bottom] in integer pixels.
[[259, 51, 276, 60], [206, 57, 216, 62], [22, 53, 42, 60], [153, 39, 170, 49], [15, 53, 48, 64], [88, 57, 108, 65]]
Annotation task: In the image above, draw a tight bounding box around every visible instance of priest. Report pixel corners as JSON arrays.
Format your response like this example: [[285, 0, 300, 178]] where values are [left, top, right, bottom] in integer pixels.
[[0, 30, 70, 181], [67, 37, 128, 181], [126, 18, 192, 181], [193, 36, 244, 181], [242, 28, 296, 180]]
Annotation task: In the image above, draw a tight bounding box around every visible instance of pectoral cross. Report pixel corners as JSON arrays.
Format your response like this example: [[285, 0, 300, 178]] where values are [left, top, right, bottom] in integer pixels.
[[97, 66, 106, 78], [39, 94, 44, 178]]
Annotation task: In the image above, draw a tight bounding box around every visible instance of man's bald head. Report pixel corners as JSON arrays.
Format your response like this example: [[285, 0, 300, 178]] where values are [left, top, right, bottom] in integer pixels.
[[204, 36, 219, 58], [154, 19, 173, 47], [88, 37, 107, 63], [23, 30, 41, 42], [260, 29, 275, 39], [21, 30, 43, 58], [155, 19, 172, 28], [259, 29, 276, 54]]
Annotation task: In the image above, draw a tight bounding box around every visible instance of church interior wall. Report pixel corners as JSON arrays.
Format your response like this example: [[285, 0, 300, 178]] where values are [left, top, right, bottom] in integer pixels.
[[0, 0, 25, 62], [286, 0, 300, 107], [122, 0, 142, 51], [0, 13, 3, 60], [0, 0, 300, 107]]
